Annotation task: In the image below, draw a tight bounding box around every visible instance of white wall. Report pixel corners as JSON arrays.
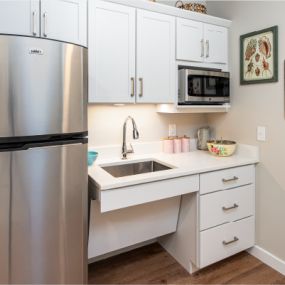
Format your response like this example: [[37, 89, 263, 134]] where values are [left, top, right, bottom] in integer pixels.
[[88, 105, 207, 146], [207, 1, 285, 261]]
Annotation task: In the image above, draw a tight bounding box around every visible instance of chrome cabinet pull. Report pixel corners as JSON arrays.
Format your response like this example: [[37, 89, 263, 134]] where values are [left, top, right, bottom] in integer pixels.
[[130, 77, 135, 97], [206, 40, 209, 58], [222, 203, 239, 211], [200, 39, 204, 57], [139, 78, 143, 97], [32, 11, 37, 36], [43, 12, 48, 37], [222, 176, 239, 183], [223, 236, 239, 246]]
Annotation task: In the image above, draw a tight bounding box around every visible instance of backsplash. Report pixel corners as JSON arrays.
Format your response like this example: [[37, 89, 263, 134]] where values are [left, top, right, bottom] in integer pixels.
[[88, 104, 207, 146]]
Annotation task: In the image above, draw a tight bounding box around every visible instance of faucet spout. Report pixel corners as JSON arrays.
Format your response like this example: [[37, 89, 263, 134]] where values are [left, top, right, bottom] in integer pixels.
[[122, 116, 140, 159]]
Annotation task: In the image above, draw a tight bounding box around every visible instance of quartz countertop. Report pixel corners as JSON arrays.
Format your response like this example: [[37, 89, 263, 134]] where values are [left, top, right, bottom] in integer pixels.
[[88, 142, 259, 191]]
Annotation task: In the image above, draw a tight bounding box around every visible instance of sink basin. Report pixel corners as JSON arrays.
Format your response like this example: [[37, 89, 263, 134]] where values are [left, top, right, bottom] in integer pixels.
[[101, 160, 173, 178]]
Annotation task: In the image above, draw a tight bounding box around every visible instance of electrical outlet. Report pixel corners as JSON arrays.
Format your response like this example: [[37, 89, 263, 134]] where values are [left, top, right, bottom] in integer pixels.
[[168, 124, 177, 137], [257, 126, 266, 141]]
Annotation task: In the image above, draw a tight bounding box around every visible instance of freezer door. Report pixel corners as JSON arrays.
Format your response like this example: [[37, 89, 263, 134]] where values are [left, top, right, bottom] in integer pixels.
[[10, 142, 88, 284], [0, 35, 87, 140], [0, 152, 10, 284]]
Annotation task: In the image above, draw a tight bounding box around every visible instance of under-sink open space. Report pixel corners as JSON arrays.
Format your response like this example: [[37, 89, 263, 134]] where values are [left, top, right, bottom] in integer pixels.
[[101, 160, 173, 178]]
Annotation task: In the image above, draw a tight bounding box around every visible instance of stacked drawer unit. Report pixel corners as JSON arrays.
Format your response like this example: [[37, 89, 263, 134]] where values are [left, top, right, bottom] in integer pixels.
[[198, 165, 255, 268]]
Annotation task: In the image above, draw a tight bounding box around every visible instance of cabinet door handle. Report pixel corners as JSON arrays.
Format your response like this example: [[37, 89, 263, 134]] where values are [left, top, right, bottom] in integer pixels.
[[223, 236, 239, 246], [32, 11, 37, 36], [206, 40, 209, 58], [139, 78, 143, 97], [222, 203, 239, 211], [222, 176, 239, 183], [130, 77, 135, 97], [43, 12, 48, 37], [200, 39, 204, 57]]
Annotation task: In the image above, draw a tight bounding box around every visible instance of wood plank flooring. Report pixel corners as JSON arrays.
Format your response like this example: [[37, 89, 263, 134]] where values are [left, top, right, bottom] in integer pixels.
[[89, 243, 285, 284]]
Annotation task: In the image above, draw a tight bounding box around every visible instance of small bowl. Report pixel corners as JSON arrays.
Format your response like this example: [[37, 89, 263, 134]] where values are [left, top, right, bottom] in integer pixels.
[[207, 140, 237, 157], [88, 151, 98, 166]]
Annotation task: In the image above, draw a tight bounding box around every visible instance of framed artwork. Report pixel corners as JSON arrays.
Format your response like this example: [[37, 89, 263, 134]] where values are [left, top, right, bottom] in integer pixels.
[[240, 26, 278, 84]]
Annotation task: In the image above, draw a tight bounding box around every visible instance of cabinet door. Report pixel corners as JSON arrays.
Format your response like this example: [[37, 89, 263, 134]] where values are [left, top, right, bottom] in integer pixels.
[[137, 10, 175, 103], [88, 1, 136, 103], [0, 0, 40, 37], [41, 0, 87, 46], [176, 18, 204, 62], [204, 24, 228, 64]]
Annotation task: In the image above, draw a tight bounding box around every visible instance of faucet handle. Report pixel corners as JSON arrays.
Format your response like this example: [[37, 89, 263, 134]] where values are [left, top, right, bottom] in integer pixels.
[[133, 129, 139, 140]]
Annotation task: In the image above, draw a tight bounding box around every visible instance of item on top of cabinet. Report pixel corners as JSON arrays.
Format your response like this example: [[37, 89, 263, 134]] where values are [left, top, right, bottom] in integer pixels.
[[88, 151, 98, 166], [181, 135, 190, 152], [207, 140, 237, 157], [197, 127, 211, 150], [240, 26, 278, 85], [175, 1, 207, 14], [173, 137, 182, 153], [162, 138, 174, 153]]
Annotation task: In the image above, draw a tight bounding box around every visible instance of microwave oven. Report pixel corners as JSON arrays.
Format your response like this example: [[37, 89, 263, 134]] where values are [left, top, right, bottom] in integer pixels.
[[178, 68, 230, 105]]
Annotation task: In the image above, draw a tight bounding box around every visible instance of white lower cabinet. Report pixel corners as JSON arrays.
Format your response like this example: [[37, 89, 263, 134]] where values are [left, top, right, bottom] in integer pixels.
[[199, 165, 255, 268], [199, 184, 254, 231], [199, 216, 255, 268], [160, 164, 256, 273]]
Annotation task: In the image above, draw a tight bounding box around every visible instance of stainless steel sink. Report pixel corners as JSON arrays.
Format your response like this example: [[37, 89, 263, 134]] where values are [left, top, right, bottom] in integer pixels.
[[101, 160, 172, 178]]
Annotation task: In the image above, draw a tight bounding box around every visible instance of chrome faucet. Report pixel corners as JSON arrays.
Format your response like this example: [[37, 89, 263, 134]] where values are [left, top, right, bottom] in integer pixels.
[[122, 116, 139, 159]]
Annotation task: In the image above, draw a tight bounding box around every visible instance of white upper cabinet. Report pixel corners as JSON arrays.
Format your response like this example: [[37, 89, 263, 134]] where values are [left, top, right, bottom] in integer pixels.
[[89, 0, 136, 103], [176, 18, 204, 63], [204, 24, 228, 64], [176, 18, 228, 67], [41, 0, 87, 46], [136, 10, 175, 103], [0, 0, 40, 37], [0, 0, 87, 46]]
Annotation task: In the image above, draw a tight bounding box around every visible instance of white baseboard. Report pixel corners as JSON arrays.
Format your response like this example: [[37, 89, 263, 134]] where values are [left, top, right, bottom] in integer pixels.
[[248, 246, 285, 276]]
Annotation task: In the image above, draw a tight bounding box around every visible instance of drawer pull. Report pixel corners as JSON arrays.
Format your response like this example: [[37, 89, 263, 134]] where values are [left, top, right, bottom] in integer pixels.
[[222, 176, 239, 183], [223, 236, 239, 245], [222, 203, 239, 211]]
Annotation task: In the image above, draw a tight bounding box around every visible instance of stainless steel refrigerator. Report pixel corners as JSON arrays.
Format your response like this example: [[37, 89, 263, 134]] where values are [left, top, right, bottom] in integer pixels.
[[0, 35, 88, 284]]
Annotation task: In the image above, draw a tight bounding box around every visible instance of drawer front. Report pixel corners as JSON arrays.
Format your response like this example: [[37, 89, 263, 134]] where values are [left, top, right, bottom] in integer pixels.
[[200, 216, 255, 268], [200, 184, 254, 231], [200, 165, 255, 195], [99, 175, 199, 212]]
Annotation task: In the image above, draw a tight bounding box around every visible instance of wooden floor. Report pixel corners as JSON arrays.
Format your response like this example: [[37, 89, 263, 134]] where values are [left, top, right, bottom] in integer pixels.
[[89, 243, 285, 284]]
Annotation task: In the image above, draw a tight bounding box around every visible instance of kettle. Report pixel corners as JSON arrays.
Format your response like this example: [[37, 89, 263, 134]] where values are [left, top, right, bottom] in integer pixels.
[[197, 127, 211, 150]]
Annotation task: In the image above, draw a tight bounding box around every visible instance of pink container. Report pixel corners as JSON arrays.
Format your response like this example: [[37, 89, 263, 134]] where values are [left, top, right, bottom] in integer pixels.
[[173, 138, 182, 153], [163, 138, 174, 153], [181, 136, 190, 152]]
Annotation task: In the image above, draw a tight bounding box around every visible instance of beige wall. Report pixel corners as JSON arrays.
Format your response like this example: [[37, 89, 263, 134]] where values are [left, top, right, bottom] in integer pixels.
[[88, 105, 207, 146], [207, 1, 285, 260]]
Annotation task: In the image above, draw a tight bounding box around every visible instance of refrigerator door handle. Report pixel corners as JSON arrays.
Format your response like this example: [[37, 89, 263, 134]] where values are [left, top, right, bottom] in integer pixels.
[[0, 138, 88, 152]]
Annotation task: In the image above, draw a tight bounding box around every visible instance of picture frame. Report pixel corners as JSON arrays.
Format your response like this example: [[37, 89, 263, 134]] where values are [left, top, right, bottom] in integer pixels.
[[240, 26, 278, 85]]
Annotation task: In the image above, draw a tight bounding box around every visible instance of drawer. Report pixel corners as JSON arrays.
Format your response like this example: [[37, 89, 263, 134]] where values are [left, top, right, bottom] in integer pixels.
[[200, 184, 254, 231], [199, 216, 255, 268], [99, 175, 199, 212], [200, 165, 255, 195]]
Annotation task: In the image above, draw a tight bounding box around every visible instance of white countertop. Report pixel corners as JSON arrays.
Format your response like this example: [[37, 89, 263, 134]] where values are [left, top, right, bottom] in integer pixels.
[[88, 142, 259, 191]]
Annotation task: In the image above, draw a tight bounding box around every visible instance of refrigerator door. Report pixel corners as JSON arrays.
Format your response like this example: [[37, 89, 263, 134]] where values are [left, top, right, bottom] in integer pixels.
[[0, 152, 10, 284], [0, 35, 87, 141], [10, 142, 88, 284]]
